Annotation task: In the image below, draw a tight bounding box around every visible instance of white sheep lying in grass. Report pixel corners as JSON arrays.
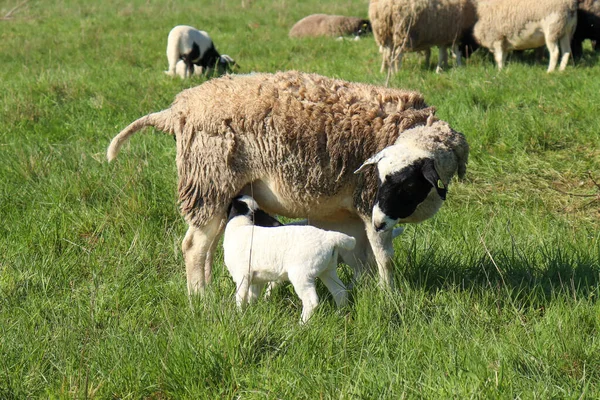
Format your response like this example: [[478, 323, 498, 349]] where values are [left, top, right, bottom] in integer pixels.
[[473, 0, 578, 72], [164, 25, 236, 78], [106, 71, 469, 295], [224, 196, 354, 323]]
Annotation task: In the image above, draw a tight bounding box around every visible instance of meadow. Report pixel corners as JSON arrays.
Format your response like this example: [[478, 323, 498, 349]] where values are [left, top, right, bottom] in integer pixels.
[[1, 0, 599, 398]]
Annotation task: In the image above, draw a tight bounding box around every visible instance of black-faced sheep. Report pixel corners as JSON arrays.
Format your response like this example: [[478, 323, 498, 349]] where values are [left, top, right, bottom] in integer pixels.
[[473, 0, 578, 72], [106, 71, 469, 295], [572, 0, 600, 59], [224, 196, 353, 323], [164, 25, 236, 78], [369, 0, 477, 74], [289, 14, 372, 38]]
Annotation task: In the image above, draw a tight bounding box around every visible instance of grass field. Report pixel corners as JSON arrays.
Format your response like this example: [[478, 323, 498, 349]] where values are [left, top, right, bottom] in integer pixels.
[[1, 0, 599, 398]]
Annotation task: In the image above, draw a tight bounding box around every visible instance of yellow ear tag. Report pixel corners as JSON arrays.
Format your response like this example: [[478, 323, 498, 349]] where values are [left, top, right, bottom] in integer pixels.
[[437, 179, 445, 189]]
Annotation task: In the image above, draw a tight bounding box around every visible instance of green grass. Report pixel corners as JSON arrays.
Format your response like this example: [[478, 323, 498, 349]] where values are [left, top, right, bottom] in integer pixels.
[[1, 0, 599, 398]]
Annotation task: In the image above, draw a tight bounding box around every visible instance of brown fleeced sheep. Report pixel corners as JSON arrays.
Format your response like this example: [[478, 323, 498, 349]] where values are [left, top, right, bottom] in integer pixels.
[[289, 14, 371, 38], [473, 0, 578, 72], [107, 71, 469, 295], [369, 0, 477, 74]]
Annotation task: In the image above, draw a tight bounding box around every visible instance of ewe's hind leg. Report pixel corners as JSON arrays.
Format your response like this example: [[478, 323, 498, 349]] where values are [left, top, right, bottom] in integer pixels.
[[181, 217, 224, 295], [546, 38, 560, 72], [558, 34, 572, 71], [436, 46, 449, 73]]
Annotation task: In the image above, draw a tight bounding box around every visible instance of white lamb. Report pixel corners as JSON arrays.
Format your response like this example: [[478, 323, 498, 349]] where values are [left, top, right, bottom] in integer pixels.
[[164, 25, 235, 78], [223, 196, 355, 323]]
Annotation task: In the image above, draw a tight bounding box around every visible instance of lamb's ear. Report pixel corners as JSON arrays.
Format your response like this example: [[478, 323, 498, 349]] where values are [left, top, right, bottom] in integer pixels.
[[354, 150, 386, 174], [421, 159, 447, 200]]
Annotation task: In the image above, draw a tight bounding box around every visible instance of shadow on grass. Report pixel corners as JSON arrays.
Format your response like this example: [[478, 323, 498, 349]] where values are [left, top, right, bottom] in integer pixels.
[[395, 243, 600, 304]]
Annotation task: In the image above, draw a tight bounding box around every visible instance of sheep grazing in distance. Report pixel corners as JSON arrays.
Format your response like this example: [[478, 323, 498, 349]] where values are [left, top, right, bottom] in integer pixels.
[[106, 71, 469, 295], [224, 196, 354, 323], [164, 25, 236, 78], [369, 0, 477, 74], [289, 14, 371, 38], [473, 0, 578, 72], [572, 0, 600, 59]]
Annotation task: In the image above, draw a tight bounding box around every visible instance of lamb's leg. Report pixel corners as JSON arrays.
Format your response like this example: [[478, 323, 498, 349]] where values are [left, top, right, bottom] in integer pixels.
[[558, 34, 572, 71], [248, 283, 265, 303], [264, 281, 281, 298], [319, 259, 348, 308], [236, 276, 250, 310], [364, 221, 395, 289], [546, 39, 560, 73], [181, 217, 223, 295], [165, 41, 179, 77], [289, 274, 319, 324]]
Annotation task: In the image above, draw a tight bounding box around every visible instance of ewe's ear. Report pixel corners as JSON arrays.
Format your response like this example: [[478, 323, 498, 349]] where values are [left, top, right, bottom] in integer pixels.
[[421, 159, 447, 200], [354, 151, 386, 174]]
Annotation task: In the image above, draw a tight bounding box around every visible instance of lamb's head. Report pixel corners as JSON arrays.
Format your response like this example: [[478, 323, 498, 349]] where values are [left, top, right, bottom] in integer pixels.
[[227, 195, 283, 227], [217, 55, 237, 75], [355, 120, 469, 232]]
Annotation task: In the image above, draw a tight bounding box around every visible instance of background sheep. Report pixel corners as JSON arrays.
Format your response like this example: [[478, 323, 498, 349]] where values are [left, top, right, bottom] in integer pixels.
[[473, 0, 578, 72], [106, 71, 469, 295], [572, 0, 600, 59], [369, 0, 477, 74], [289, 14, 371, 38], [164, 25, 236, 78], [224, 196, 353, 323]]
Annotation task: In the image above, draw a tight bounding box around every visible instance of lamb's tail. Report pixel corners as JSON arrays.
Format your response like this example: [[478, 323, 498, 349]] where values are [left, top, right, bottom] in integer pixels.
[[106, 109, 174, 162], [334, 233, 356, 252]]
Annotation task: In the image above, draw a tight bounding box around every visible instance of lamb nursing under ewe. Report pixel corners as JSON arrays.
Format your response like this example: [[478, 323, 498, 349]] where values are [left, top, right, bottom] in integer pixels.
[[164, 25, 236, 78], [224, 196, 354, 323], [106, 71, 469, 295], [473, 0, 578, 72]]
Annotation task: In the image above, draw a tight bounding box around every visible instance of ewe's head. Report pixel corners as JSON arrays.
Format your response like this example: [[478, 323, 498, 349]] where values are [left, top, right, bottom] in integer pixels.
[[355, 120, 468, 232], [227, 196, 283, 227]]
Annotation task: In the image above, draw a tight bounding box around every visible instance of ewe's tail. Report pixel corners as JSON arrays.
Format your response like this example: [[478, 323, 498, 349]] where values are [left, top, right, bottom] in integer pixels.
[[106, 109, 174, 162], [334, 233, 356, 252]]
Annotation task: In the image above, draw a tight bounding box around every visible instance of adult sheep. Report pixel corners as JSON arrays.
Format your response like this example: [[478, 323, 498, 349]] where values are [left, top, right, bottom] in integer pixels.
[[369, 0, 477, 74], [106, 71, 469, 295], [572, 0, 600, 59], [473, 0, 578, 72], [289, 14, 371, 38], [164, 25, 236, 78]]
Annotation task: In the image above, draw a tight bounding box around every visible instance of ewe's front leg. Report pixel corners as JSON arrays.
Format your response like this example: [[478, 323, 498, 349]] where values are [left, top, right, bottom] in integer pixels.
[[364, 221, 395, 289], [558, 34, 572, 71], [181, 218, 223, 295]]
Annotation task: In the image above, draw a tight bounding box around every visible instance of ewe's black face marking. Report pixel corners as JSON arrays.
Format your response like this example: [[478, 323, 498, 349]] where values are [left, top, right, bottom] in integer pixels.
[[376, 158, 446, 222]]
